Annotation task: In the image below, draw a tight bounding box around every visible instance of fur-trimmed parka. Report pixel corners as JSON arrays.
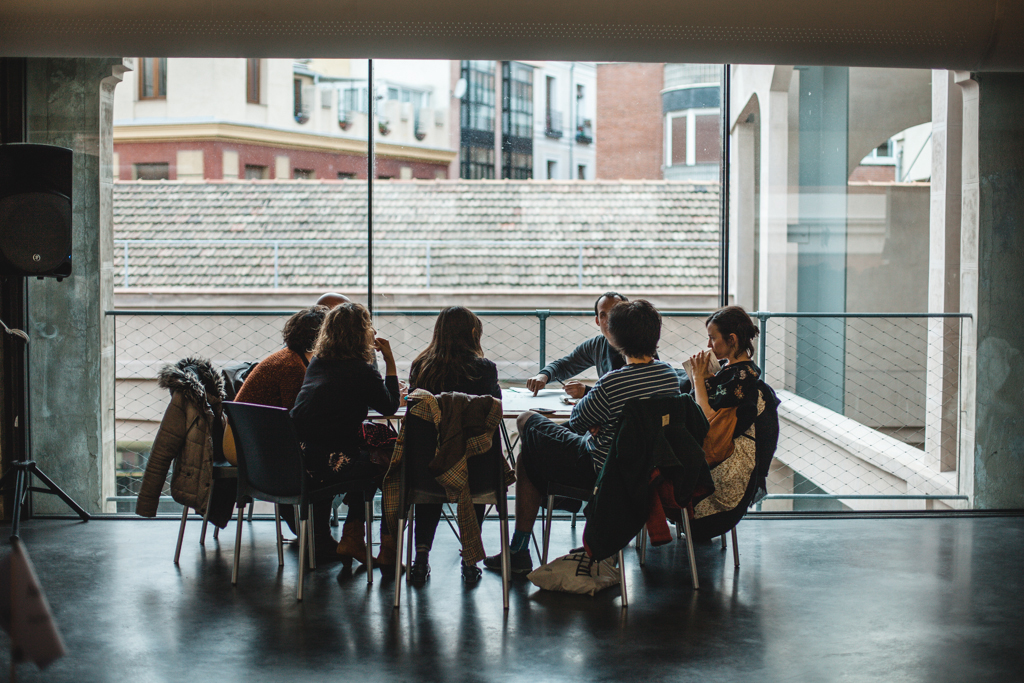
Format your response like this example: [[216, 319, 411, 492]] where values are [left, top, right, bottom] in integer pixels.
[[136, 357, 226, 517]]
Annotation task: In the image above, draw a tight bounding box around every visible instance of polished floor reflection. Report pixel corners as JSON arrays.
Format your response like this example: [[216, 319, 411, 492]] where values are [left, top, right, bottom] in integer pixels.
[[5, 515, 1023, 682]]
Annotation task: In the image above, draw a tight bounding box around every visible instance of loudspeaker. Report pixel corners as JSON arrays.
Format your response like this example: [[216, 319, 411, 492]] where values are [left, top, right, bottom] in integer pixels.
[[0, 143, 72, 279]]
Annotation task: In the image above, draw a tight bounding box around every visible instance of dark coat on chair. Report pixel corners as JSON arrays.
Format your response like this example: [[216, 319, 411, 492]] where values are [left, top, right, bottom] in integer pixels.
[[583, 393, 714, 562]]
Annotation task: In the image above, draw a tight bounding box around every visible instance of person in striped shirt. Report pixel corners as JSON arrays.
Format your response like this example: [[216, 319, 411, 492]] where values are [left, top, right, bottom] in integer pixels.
[[484, 299, 682, 574]]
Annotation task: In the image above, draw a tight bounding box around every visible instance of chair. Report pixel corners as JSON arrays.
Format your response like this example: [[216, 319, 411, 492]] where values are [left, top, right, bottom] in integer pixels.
[[172, 462, 241, 564], [391, 405, 511, 610], [223, 401, 379, 601]]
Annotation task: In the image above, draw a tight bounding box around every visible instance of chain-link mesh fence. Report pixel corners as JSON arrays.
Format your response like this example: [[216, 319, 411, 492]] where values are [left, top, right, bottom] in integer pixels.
[[110, 310, 967, 513]]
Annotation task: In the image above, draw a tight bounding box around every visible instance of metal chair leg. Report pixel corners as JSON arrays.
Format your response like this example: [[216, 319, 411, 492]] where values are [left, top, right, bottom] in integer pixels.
[[248, 504, 254, 522], [721, 533, 727, 550], [174, 506, 189, 564], [731, 526, 739, 568], [638, 526, 648, 566], [308, 505, 317, 570], [618, 549, 628, 608], [231, 503, 245, 585], [542, 495, 555, 565], [200, 483, 215, 545], [297, 518, 307, 601], [393, 516, 405, 608], [275, 504, 284, 567], [571, 512, 577, 529], [330, 497, 340, 527], [682, 512, 699, 590], [365, 500, 374, 583], [405, 505, 415, 582], [500, 501, 511, 611]]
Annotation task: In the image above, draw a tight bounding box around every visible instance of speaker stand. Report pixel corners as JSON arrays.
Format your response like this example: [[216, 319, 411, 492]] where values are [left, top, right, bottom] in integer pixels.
[[0, 460, 90, 541]]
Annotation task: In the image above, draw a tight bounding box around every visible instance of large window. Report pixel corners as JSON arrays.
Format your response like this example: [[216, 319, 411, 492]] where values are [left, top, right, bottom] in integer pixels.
[[502, 61, 534, 179], [138, 58, 167, 100], [460, 60, 497, 179]]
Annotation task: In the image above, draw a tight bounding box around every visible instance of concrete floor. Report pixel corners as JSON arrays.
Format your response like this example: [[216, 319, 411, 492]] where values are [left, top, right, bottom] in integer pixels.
[[3, 514, 1023, 683]]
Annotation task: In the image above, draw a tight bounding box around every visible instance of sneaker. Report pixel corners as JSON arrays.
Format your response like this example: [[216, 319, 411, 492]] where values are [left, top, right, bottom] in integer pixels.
[[483, 548, 532, 575], [461, 563, 482, 583], [410, 559, 430, 585]]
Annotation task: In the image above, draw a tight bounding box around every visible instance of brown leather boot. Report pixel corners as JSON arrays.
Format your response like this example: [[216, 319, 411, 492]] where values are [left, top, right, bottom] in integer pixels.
[[335, 520, 368, 565], [375, 534, 404, 577]]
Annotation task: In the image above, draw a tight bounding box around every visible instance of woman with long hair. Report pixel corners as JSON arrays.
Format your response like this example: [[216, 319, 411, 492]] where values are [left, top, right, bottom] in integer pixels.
[[405, 306, 502, 584], [290, 302, 402, 566]]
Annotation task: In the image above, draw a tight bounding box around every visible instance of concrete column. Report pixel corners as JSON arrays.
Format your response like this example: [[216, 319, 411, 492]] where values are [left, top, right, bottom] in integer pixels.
[[795, 66, 849, 414], [25, 58, 128, 513], [925, 70, 962, 473], [961, 73, 1024, 509], [733, 119, 758, 310]]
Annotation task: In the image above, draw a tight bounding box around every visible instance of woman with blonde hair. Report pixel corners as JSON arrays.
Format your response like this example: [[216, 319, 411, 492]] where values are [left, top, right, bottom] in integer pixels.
[[291, 302, 402, 566]]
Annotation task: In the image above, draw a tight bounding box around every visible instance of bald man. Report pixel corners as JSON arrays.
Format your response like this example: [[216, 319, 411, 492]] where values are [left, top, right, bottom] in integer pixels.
[[316, 292, 352, 309]]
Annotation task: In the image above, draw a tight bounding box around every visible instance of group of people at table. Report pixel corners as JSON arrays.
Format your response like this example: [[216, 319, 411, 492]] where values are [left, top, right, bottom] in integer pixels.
[[156, 290, 763, 585]]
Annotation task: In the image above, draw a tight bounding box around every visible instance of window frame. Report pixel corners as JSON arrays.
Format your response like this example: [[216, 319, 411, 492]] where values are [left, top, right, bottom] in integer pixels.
[[137, 58, 167, 100], [246, 58, 261, 104]]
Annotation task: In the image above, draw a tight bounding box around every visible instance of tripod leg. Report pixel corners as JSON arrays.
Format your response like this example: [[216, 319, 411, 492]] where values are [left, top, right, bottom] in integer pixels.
[[28, 464, 90, 521], [9, 469, 28, 541]]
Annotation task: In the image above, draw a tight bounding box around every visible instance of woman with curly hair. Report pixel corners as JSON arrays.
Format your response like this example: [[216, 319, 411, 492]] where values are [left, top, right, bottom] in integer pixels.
[[291, 302, 402, 566]]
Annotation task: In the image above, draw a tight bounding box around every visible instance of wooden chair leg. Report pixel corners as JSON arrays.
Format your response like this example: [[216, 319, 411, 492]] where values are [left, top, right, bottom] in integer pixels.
[[393, 516, 406, 608], [199, 482, 215, 545], [275, 504, 284, 567], [542, 495, 555, 565], [174, 506, 189, 564], [231, 502, 245, 585], [297, 518, 307, 601], [618, 549, 628, 608], [682, 512, 699, 590], [364, 500, 374, 583]]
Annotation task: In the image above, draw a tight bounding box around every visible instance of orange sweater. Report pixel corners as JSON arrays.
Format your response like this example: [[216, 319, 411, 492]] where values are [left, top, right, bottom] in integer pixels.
[[235, 347, 307, 410]]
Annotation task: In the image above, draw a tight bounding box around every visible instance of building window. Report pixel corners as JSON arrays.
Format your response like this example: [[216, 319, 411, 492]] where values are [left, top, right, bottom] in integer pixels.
[[337, 171, 356, 179], [577, 164, 586, 180], [294, 78, 312, 124], [244, 164, 268, 180], [246, 59, 261, 104], [138, 58, 167, 100], [133, 162, 169, 180], [502, 61, 534, 179], [459, 60, 497, 179], [547, 160, 558, 179], [293, 168, 314, 180], [666, 109, 720, 167], [545, 76, 562, 138]]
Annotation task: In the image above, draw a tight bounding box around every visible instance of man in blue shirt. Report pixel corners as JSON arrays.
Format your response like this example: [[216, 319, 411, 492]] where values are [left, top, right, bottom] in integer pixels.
[[526, 291, 628, 398], [486, 299, 681, 574]]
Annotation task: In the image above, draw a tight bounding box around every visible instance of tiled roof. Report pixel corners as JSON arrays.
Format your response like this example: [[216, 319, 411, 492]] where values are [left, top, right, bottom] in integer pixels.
[[113, 180, 720, 290]]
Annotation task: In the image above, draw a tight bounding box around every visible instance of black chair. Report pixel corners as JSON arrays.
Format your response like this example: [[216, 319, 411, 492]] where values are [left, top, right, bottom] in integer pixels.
[[391, 403, 511, 610], [223, 401, 379, 601]]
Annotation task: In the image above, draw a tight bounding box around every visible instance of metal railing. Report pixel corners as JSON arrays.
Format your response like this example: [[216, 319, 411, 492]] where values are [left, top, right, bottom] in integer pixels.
[[107, 309, 970, 513], [114, 239, 715, 290]]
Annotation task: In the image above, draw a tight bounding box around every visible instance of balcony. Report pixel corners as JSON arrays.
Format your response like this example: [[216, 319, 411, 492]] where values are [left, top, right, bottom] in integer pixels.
[[576, 119, 593, 145]]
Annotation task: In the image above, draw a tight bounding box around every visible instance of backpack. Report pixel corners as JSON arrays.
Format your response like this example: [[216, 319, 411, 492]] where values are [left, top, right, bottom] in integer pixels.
[[221, 361, 258, 401]]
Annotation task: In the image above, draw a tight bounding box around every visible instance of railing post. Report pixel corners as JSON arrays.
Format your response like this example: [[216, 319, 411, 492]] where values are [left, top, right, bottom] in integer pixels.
[[537, 310, 550, 371], [757, 311, 770, 373]]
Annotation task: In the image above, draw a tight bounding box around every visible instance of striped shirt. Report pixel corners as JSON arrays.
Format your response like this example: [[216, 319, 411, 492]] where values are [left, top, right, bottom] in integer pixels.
[[569, 360, 681, 470]]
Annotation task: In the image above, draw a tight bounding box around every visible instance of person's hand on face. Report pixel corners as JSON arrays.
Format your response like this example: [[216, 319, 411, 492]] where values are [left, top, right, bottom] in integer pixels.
[[563, 380, 587, 399], [526, 374, 549, 396], [374, 337, 394, 361]]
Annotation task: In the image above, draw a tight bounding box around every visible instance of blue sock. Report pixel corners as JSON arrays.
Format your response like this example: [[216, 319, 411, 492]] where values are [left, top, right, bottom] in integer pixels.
[[510, 530, 531, 553]]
